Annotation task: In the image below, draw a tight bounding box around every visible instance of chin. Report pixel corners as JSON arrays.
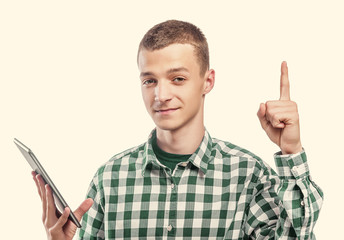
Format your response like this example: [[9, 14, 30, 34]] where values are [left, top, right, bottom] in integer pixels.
[[154, 120, 183, 132]]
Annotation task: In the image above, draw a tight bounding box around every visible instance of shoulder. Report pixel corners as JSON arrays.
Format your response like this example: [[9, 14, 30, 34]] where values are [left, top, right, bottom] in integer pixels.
[[212, 137, 261, 159], [84, 142, 146, 202], [93, 142, 146, 179], [211, 137, 274, 175]]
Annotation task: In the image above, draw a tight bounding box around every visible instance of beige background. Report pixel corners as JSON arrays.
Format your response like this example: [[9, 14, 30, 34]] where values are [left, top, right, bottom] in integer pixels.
[[1, 1, 343, 239]]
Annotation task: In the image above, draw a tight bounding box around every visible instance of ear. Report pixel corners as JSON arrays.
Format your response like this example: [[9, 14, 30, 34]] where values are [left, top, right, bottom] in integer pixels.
[[203, 69, 215, 95]]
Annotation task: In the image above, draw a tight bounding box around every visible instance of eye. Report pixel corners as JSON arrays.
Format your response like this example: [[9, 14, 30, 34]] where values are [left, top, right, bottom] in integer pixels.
[[142, 79, 156, 86], [172, 77, 185, 83]]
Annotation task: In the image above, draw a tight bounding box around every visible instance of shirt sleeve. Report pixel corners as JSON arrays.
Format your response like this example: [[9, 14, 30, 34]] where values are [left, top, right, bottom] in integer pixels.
[[244, 150, 323, 240], [78, 170, 105, 240], [273, 150, 324, 239]]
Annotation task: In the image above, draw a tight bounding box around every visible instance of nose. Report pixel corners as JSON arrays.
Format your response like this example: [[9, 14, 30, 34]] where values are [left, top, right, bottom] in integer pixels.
[[154, 81, 172, 102]]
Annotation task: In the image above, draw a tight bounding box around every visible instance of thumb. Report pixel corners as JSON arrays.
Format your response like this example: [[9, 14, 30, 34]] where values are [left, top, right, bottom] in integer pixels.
[[257, 103, 269, 131], [73, 198, 94, 221]]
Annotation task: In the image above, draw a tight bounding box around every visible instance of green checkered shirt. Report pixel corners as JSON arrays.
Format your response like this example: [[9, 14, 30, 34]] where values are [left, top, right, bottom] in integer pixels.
[[79, 129, 323, 239]]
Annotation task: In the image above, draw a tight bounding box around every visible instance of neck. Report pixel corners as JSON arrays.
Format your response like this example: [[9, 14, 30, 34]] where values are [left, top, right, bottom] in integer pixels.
[[156, 113, 205, 155]]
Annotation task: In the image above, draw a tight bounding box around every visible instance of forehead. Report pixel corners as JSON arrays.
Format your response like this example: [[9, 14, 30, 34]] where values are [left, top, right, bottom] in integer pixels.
[[138, 43, 200, 74]]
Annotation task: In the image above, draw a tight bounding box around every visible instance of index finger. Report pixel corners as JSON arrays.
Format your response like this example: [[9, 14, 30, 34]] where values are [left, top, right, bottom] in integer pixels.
[[279, 61, 290, 100]]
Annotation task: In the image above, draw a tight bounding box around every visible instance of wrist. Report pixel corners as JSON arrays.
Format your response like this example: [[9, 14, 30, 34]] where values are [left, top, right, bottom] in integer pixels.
[[281, 142, 302, 155]]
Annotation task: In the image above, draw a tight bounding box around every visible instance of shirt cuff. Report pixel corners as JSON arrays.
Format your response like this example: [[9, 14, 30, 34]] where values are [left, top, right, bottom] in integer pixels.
[[274, 149, 310, 179]]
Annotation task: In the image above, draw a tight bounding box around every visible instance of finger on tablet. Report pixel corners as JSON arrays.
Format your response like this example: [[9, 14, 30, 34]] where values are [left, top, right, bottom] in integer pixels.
[[54, 207, 70, 229], [36, 174, 47, 221], [32, 171, 43, 200], [45, 184, 58, 227]]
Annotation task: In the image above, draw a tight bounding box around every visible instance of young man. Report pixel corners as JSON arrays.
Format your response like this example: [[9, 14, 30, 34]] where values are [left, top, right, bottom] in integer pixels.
[[33, 20, 323, 239]]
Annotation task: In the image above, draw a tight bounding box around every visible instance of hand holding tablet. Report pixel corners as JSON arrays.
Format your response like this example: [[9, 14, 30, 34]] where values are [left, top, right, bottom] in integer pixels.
[[14, 138, 93, 239]]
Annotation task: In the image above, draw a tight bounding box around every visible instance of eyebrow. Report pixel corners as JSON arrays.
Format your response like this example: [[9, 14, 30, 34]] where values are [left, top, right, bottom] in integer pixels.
[[140, 67, 189, 78], [167, 67, 189, 75]]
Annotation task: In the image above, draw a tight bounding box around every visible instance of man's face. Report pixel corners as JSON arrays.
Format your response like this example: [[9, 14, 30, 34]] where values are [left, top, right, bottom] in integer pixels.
[[138, 43, 213, 132]]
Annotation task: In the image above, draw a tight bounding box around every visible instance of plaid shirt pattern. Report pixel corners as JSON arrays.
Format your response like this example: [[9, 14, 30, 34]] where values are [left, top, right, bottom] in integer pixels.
[[79, 129, 323, 239]]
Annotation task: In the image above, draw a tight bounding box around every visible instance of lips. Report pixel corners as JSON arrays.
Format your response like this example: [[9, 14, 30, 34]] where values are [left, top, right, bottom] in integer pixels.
[[154, 108, 179, 114]]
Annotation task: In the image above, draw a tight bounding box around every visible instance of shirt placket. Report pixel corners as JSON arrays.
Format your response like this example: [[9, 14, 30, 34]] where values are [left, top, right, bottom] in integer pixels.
[[163, 166, 185, 238]]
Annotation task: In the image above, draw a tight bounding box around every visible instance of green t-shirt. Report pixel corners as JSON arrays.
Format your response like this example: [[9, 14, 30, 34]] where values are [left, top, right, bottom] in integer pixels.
[[152, 135, 192, 171]]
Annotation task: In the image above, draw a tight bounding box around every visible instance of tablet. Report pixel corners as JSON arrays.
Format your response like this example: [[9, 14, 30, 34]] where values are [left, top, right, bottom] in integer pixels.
[[14, 138, 81, 228]]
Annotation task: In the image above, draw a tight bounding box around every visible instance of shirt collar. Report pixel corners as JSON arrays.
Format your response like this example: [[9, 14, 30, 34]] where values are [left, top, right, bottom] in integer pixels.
[[142, 128, 213, 176]]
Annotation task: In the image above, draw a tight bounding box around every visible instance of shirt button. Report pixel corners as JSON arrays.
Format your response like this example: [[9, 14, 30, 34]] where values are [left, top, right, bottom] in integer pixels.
[[301, 200, 305, 206], [180, 162, 188, 167], [171, 183, 175, 189], [167, 224, 173, 231]]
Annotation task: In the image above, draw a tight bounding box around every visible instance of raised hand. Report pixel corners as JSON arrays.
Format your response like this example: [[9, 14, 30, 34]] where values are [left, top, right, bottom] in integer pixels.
[[257, 61, 302, 154], [32, 171, 93, 240]]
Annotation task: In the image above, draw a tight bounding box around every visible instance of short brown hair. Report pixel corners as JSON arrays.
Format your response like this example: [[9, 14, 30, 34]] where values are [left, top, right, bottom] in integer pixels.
[[138, 20, 209, 75]]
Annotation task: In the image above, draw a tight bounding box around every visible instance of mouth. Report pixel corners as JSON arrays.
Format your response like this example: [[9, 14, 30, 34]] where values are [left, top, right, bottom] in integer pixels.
[[154, 108, 180, 114]]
